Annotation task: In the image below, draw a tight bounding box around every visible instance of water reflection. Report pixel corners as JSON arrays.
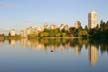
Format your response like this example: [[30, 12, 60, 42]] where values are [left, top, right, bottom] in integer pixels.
[[0, 38, 108, 65], [88, 44, 98, 65], [9, 39, 17, 47]]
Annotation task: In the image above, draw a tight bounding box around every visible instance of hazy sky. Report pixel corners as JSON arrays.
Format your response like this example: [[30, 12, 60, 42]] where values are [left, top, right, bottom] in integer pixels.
[[0, 0, 108, 30]]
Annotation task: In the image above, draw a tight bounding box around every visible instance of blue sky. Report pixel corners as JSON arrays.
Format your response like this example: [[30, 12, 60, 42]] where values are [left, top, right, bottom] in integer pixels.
[[0, 0, 108, 30]]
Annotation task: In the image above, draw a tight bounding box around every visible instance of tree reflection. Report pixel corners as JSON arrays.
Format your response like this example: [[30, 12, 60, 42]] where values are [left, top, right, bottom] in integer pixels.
[[0, 38, 108, 65]]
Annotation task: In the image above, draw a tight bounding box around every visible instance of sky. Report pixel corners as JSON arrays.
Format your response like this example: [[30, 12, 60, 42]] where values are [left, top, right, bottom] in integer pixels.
[[0, 0, 108, 31]]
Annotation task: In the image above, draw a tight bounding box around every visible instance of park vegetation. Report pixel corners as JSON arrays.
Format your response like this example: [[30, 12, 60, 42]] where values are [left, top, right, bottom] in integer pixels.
[[28, 20, 108, 39], [0, 20, 108, 39]]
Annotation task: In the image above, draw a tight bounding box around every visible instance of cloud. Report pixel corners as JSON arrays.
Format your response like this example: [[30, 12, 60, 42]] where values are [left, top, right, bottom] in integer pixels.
[[0, 2, 16, 9]]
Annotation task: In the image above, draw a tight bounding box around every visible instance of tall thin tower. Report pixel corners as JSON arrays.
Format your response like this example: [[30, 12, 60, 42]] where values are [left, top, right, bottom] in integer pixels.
[[88, 11, 98, 29]]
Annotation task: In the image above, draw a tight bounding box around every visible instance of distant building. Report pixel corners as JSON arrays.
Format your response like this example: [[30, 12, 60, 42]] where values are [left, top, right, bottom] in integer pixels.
[[74, 20, 81, 29], [36, 26, 44, 33], [59, 24, 64, 30], [43, 23, 49, 29], [20, 27, 37, 38], [20, 30, 27, 38], [26, 27, 33, 35], [50, 24, 58, 30], [88, 11, 98, 29], [64, 24, 70, 31], [9, 29, 16, 36]]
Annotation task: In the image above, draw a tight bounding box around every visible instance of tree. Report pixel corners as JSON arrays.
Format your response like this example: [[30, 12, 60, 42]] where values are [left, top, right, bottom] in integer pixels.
[[95, 24, 99, 31], [84, 25, 89, 32], [105, 21, 108, 30], [69, 27, 76, 36], [100, 20, 106, 31], [78, 30, 88, 37]]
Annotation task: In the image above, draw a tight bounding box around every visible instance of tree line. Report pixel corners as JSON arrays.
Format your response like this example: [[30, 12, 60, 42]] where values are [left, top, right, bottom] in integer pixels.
[[29, 20, 108, 39], [1, 20, 108, 39]]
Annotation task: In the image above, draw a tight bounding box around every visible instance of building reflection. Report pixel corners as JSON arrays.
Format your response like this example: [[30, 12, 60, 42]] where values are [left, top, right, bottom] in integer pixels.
[[20, 38, 31, 48], [88, 44, 98, 65], [20, 38, 45, 50], [0, 39, 4, 48], [9, 39, 17, 47], [74, 45, 81, 56], [2, 38, 108, 65]]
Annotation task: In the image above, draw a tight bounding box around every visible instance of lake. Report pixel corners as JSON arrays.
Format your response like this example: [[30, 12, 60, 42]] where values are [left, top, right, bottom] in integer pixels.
[[0, 38, 108, 72]]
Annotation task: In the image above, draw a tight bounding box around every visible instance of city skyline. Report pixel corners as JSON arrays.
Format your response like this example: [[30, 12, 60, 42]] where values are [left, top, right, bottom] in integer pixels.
[[0, 0, 108, 30]]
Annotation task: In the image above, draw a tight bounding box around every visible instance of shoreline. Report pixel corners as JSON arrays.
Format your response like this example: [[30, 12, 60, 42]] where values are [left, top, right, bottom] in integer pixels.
[[0, 35, 108, 40]]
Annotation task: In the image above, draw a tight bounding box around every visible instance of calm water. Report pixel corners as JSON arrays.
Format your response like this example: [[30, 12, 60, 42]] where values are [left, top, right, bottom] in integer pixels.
[[0, 38, 108, 72]]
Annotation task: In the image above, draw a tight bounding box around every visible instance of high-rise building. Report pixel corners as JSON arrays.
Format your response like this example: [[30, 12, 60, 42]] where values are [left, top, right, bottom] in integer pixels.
[[88, 11, 98, 29], [74, 20, 81, 29]]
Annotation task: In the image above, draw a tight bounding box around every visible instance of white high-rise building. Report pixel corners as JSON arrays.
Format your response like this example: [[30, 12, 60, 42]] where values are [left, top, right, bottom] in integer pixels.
[[88, 11, 98, 29]]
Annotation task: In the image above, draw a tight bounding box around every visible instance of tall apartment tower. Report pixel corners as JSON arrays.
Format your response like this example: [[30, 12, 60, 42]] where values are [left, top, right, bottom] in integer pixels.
[[88, 11, 98, 29]]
